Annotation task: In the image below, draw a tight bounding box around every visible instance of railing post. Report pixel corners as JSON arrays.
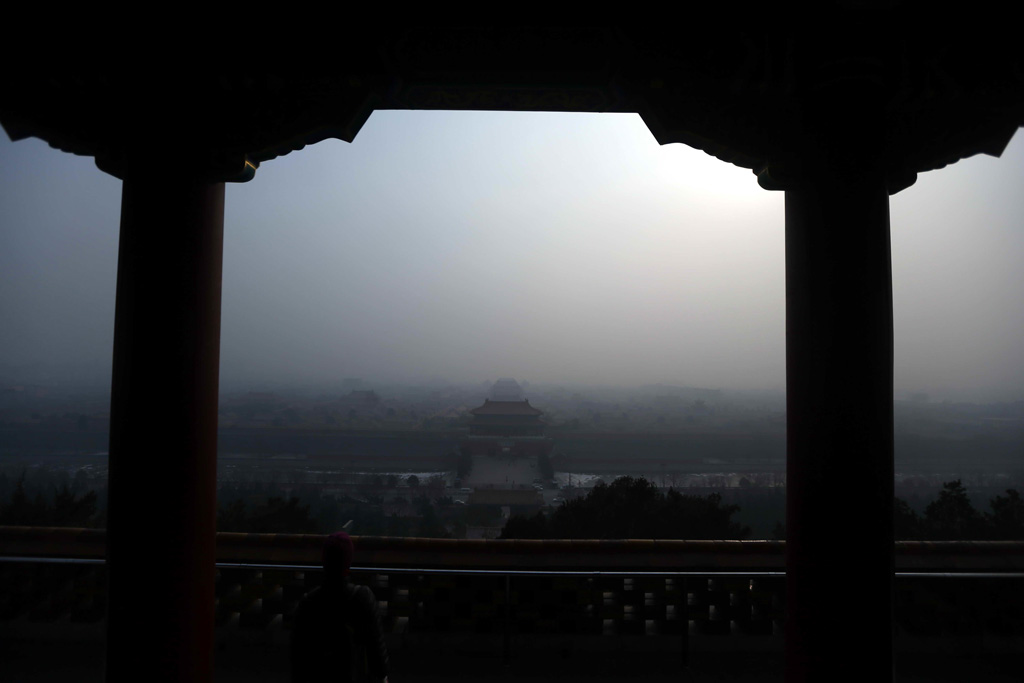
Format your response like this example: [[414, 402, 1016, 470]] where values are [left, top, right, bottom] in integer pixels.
[[680, 575, 689, 670], [503, 573, 512, 667]]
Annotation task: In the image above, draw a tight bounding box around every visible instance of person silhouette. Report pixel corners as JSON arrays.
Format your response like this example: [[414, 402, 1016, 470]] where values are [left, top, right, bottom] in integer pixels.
[[291, 531, 389, 683]]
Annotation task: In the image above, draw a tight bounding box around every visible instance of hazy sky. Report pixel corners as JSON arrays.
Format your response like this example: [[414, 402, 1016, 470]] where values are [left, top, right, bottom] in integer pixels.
[[2, 111, 1022, 401]]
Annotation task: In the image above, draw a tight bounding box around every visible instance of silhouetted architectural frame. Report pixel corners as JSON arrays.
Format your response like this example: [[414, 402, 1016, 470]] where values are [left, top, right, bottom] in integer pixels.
[[3, 23, 1023, 683]]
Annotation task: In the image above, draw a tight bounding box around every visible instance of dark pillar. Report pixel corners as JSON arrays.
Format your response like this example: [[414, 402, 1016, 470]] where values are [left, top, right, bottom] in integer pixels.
[[784, 122, 895, 678], [105, 169, 225, 682]]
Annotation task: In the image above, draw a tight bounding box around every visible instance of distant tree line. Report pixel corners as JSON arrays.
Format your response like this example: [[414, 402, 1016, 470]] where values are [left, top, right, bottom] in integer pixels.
[[770, 480, 1024, 541], [501, 476, 751, 540], [216, 482, 454, 538], [0, 473, 103, 527], [3, 468, 1022, 542], [217, 496, 319, 534], [895, 480, 1024, 540]]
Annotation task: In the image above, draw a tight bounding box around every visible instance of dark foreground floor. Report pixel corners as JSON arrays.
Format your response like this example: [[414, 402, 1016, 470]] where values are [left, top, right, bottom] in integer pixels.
[[3, 625, 1021, 682]]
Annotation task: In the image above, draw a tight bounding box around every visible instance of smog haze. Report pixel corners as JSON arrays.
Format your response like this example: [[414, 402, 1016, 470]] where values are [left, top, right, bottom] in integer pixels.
[[2, 111, 1023, 402]]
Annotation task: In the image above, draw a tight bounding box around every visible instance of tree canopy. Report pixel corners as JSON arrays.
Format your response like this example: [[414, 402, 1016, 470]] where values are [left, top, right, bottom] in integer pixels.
[[501, 476, 750, 540], [0, 473, 102, 528], [895, 480, 1024, 540], [217, 496, 319, 534]]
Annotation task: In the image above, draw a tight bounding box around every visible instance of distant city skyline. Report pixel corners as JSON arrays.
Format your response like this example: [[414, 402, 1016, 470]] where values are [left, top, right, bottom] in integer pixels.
[[2, 111, 1023, 402]]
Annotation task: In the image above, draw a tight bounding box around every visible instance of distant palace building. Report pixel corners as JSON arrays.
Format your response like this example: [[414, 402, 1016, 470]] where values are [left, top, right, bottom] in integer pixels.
[[462, 397, 553, 458]]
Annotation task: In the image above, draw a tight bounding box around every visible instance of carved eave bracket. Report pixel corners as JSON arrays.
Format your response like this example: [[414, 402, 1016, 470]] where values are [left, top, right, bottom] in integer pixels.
[[630, 28, 1024, 196], [0, 70, 384, 184]]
